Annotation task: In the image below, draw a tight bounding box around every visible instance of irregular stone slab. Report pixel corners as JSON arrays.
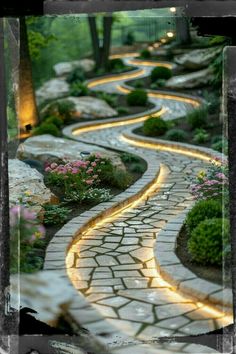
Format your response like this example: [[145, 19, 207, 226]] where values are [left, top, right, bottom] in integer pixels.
[[53, 59, 95, 76], [9, 159, 56, 214], [165, 67, 215, 89], [17, 135, 125, 170], [69, 96, 118, 118], [36, 78, 69, 104], [10, 270, 75, 326], [175, 46, 222, 70]]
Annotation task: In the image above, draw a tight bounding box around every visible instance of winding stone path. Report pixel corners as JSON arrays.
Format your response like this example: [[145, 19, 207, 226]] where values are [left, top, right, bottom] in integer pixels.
[[49, 55, 232, 353]]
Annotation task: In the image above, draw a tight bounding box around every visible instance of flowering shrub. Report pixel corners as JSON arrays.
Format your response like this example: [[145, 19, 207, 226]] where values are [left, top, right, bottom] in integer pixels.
[[190, 158, 228, 202], [10, 205, 45, 273]]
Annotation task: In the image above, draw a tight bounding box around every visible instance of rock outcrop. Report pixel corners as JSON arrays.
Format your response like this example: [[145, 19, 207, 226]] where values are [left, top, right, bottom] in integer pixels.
[[165, 67, 214, 89], [174, 46, 222, 70], [53, 59, 95, 77]]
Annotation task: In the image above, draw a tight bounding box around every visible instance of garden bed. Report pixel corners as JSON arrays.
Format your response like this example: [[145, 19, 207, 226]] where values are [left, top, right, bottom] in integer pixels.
[[176, 224, 231, 288]]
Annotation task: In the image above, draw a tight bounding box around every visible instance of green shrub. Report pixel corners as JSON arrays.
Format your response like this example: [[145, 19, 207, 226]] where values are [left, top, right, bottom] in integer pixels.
[[187, 106, 208, 129], [32, 122, 61, 137], [212, 139, 226, 153], [117, 106, 130, 115], [96, 92, 118, 107], [151, 66, 172, 82], [43, 204, 71, 225], [133, 80, 145, 89], [44, 115, 63, 128], [129, 163, 146, 174], [108, 58, 125, 71], [123, 31, 135, 45], [110, 168, 133, 189], [126, 89, 148, 106], [165, 128, 188, 142], [121, 152, 140, 164], [41, 100, 76, 122], [66, 67, 85, 84], [143, 117, 168, 136], [188, 218, 229, 266], [202, 90, 220, 114], [193, 128, 209, 143], [69, 81, 89, 97], [186, 199, 222, 232], [211, 135, 222, 144], [140, 49, 151, 59]]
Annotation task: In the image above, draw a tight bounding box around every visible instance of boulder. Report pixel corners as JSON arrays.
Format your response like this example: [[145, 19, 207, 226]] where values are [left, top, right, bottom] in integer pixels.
[[36, 78, 69, 104], [174, 46, 222, 70], [165, 67, 214, 89], [17, 135, 126, 170], [63, 96, 118, 119], [9, 159, 57, 214], [53, 59, 95, 77], [10, 271, 75, 327]]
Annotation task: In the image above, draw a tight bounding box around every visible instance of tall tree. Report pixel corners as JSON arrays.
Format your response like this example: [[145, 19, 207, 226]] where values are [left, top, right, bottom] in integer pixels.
[[88, 14, 113, 70], [18, 17, 38, 134], [175, 14, 191, 45]]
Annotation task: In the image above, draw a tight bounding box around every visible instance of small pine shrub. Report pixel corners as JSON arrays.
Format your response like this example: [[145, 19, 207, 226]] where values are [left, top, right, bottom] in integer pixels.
[[43, 204, 71, 225], [96, 92, 118, 107], [186, 199, 222, 233], [108, 58, 125, 71], [66, 67, 85, 84], [140, 49, 151, 59], [126, 89, 148, 106], [187, 106, 208, 129], [32, 122, 61, 137], [41, 100, 76, 122], [129, 163, 146, 174], [151, 67, 172, 82], [193, 128, 209, 143], [69, 81, 89, 97], [188, 218, 229, 266], [44, 115, 63, 128], [165, 128, 188, 142], [143, 117, 168, 136], [110, 169, 133, 189], [121, 152, 140, 163], [133, 80, 145, 89]]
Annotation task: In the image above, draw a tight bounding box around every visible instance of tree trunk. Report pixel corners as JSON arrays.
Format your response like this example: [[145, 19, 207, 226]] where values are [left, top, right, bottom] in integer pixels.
[[101, 15, 113, 70], [18, 17, 38, 134], [88, 16, 101, 69], [176, 16, 191, 45]]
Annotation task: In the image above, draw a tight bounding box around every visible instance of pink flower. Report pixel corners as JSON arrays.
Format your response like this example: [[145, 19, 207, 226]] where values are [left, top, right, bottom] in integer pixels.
[[45, 166, 52, 172], [91, 162, 97, 167], [95, 153, 101, 158], [85, 179, 93, 185], [87, 168, 93, 174], [71, 168, 78, 174], [50, 162, 58, 169], [93, 174, 98, 179]]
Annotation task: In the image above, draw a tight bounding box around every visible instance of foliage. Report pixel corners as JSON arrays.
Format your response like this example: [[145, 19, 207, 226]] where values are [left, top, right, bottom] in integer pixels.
[[117, 106, 130, 115], [10, 205, 45, 273], [96, 92, 118, 107], [212, 138, 228, 154], [140, 49, 151, 59], [165, 128, 188, 142], [32, 122, 61, 137], [190, 159, 228, 202], [126, 89, 148, 106], [108, 58, 125, 71], [151, 66, 172, 82], [28, 30, 56, 60], [193, 128, 209, 143], [123, 31, 135, 45], [133, 80, 145, 89], [209, 36, 227, 46], [129, 163, 146, 174], [186, 199, 222, 232], [121, 152, 140, 164], [187, 218, 229, 266], [150, 79, 166, 89], [41, 99, 76, 122], [210, 53, 223, 88], [44, 115, 63, 128], [69, 81, 90, 97], [109, 168, 133, 189], [143, 117, 168, 136], [81, 188, 112, 203], [187, 106, 208, 130], [42, 204, 71, 225], [202, 90, 220, 114], [66, 67, 85, 84]]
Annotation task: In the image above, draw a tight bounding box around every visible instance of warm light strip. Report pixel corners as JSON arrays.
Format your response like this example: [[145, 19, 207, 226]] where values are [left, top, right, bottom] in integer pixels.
[[87, 69, 145, 88], [117, 85, 200, 108], [72, 108, 166, 136], [127, 59, 173, 69], [121, 134, 219, 164], [109, 52, 139, 59]]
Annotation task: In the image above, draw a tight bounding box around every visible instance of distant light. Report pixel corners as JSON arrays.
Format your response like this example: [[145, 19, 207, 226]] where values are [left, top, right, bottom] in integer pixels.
[[170, 7, 176, 13], [148, 46, 154, 51], [161, 38, 167, 43], [167, 32, 174, 38], [153, 43, 160, 48]]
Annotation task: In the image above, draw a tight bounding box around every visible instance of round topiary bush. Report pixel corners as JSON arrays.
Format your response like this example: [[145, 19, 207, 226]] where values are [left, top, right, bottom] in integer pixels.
[[66, 67, 85, 84], [151, 66, 172, 82], [32, 122, 61, 137], [143, 117, 168, 136], [126, 89, 148, 106], [186, 199, 222, 232], [188, 218, 229, 266], [108, 58, 125, 71], [140, 49, 151, 59], [165, 128, 188, 142], [44, 115, 63, 128]]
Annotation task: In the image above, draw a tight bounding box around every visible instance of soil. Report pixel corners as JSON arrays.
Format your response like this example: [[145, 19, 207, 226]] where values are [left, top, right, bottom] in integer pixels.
[[176, 225, 231, 287], [133, 113, 222, 150]]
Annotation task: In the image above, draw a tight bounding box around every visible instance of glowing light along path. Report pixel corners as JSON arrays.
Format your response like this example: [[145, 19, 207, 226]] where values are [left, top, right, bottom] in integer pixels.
[[66, 55, 232, 348]]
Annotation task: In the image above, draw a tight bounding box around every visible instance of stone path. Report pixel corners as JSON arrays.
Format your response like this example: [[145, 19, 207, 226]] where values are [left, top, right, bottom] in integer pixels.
[[59, 56, 231, 352]]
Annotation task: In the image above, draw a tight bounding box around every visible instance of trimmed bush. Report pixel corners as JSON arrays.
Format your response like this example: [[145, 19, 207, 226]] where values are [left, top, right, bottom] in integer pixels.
[[143, 117, 168, 136], [188, 218, 229, 266], [186, 199, 222, 232], [140, 49, 151, 59], [133, 80, 145, 89], [32, 122, 61, 137], [187, 106, 208, 129], [44, 115, 63, 128], [66, 67, 85, 84], [41, 100, 76, 122], [110, 169, 133, 189], [108, 58, 125, 71], [126, 89, 148, 106], [117, 106, 130, 115], [69, 81, 89, 97], [96, 92, 118, 107], [165, 128, 188, 142], [193, 128, 209, 143], [151, 66, 172, 82]]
